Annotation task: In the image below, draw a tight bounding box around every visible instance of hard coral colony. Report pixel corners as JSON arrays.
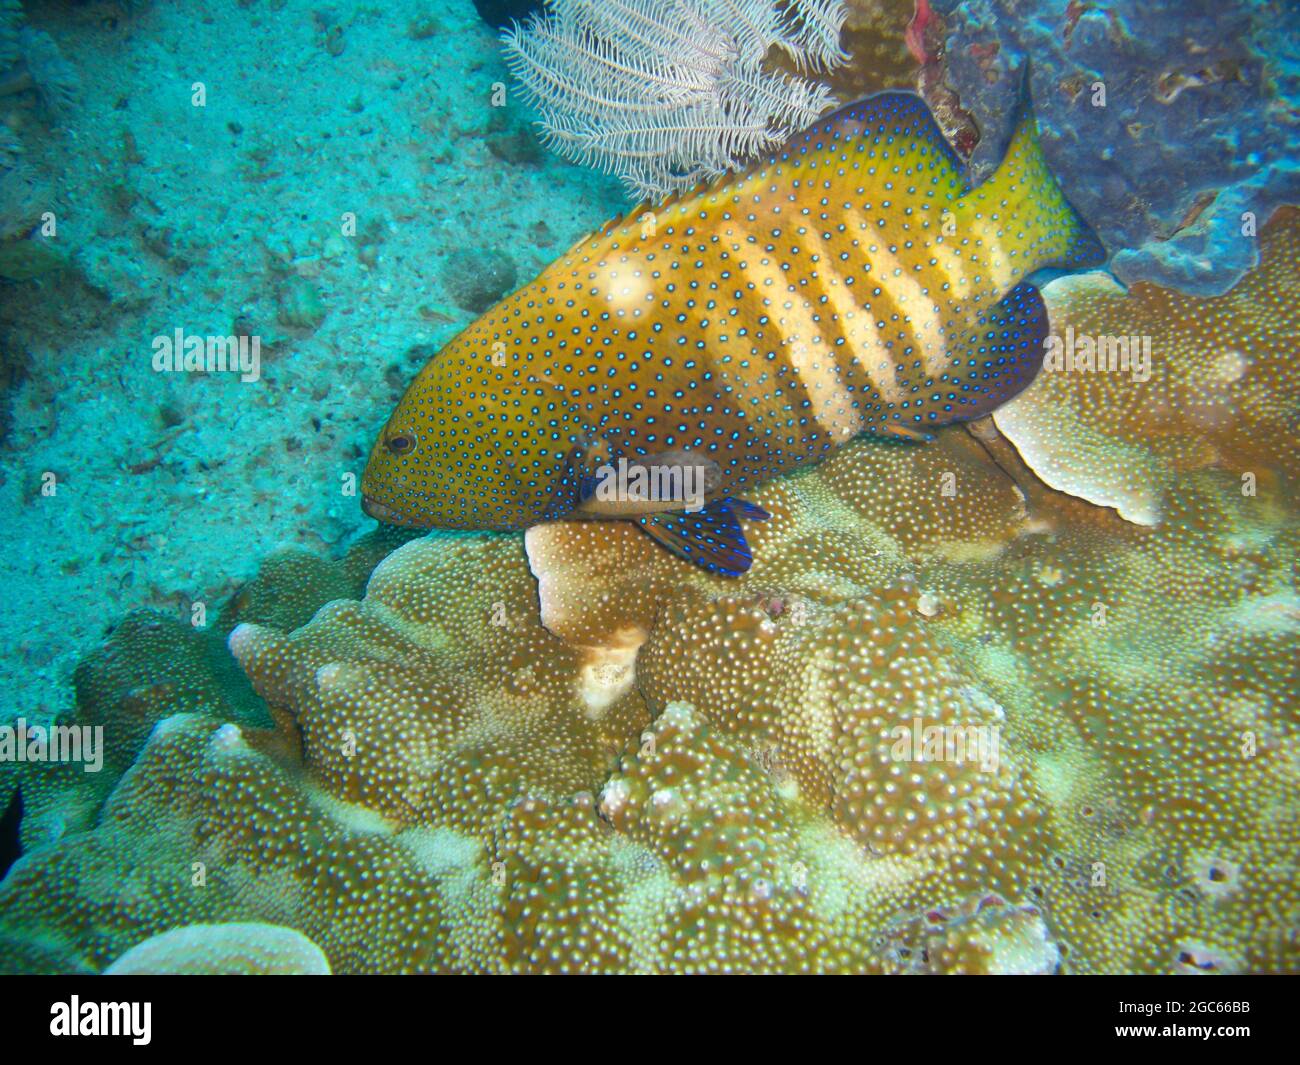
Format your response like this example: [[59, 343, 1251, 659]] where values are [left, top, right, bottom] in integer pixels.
[[0, 0, 1295, 997]]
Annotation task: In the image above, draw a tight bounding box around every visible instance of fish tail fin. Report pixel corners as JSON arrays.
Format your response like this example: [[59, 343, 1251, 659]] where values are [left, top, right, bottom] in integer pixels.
[[955, 68, 1106, 281]]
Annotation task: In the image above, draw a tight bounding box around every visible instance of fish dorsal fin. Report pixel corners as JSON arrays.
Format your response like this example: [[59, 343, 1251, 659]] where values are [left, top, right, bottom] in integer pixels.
[[579, 91, 969, 251], [636, 497, 770, 576], [792, 91, 967, 185]]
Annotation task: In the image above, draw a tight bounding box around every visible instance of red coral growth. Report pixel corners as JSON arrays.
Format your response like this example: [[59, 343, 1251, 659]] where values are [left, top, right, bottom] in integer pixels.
[[904, 0, 937, 64]]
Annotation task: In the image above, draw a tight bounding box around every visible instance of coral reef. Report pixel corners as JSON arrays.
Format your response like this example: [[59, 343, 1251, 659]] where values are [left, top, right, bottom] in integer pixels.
[[1, 210, 1295, 973], [1, 526, 417, 861], [103, 922, 332, 975], [928, 0, 1300, 295], [0, 0, 1294, 977], [995, 207, 1300, 525], [0, 1, 19, 72], [826, 0, 918, 99]]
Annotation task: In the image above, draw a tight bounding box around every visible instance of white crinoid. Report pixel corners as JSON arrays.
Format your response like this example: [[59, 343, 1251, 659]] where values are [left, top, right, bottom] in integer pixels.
[[502, 0, 848, 200]]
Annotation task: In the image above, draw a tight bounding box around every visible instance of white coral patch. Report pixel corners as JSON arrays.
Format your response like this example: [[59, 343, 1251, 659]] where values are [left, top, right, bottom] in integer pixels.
[[599, 777, 631, 819], [657, 701, 698, 732], [577, 636, 641, 716], [981, 910, 1061, 975], [226, 622, 258, 662], [209, 723, 245, 752]]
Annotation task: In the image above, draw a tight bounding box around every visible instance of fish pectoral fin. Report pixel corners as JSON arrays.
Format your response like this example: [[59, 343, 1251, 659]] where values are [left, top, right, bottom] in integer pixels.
[[574, 435, 615, 504], [635, 497, 769, 577]]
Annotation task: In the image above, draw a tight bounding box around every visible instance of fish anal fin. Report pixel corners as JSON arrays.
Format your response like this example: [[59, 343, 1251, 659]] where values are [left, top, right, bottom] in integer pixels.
[[945, 280, 1051, 420], [635, 498, 768, 576]]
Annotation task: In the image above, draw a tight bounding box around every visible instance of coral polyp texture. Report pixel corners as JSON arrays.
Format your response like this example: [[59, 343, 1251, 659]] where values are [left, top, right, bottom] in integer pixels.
[[994, 207, 1300, 526], [1, 208, 1296, 973]]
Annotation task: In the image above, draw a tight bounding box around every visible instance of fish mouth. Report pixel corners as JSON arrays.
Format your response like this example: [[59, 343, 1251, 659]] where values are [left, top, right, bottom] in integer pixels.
[[361, 495, 417, 526]]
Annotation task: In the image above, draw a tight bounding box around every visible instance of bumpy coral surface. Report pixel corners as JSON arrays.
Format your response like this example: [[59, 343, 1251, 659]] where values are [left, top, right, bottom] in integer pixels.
[[103, 922, 331, 976], [1, 209, 1297, 973], [995, 207, 1300, 526]]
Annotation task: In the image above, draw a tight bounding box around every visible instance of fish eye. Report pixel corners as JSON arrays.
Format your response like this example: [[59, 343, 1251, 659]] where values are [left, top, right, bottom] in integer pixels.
[[385, 432, 416, 455]]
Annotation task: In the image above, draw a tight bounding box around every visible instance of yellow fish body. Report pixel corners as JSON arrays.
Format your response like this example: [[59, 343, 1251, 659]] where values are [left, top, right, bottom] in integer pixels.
[[362, 91, 1103, 574]]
